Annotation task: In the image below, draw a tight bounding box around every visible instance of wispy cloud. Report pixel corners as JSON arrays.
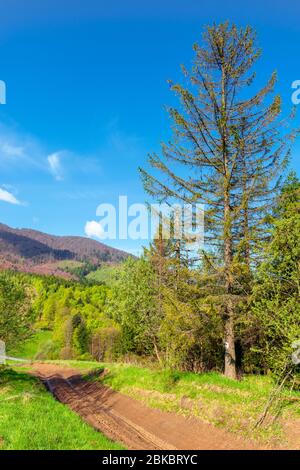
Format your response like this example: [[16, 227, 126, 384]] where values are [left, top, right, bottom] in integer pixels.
[[0, 123, 102, 183], [84, 220, 104, 240], [0, 187, 21, 205], [1, 142, 25, 158], [0, 123, 46, 172], [47, 151, 64, 181], [0, 123, 67, 180]]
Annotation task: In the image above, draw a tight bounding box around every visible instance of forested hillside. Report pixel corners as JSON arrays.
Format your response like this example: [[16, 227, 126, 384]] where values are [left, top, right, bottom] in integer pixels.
[[0, 223, 129, 279]]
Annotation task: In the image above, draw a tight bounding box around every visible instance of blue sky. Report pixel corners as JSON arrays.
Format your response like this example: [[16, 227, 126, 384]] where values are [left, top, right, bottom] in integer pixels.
[[0, 0, 299, 255]]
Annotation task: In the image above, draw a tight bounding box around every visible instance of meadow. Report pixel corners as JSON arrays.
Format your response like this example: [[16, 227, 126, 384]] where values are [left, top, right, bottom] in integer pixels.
[[0, 367, 124, 450]]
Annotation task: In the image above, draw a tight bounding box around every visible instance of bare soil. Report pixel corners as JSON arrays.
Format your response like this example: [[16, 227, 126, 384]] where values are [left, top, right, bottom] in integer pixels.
[[28, 363, 267, 450]]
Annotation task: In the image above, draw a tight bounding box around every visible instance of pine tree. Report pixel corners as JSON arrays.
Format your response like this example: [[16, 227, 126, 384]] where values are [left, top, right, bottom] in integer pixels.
[[140, 23, 295, 378]]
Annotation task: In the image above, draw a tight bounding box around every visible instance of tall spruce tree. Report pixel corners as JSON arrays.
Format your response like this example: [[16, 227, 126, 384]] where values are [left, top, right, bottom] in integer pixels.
[[140, 23, 295, 378]]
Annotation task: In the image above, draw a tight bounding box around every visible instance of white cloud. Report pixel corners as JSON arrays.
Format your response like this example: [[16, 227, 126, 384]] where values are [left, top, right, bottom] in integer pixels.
[[0, 187, 21, 205], [0, 124, 68, 180], [47, 152, 64, 181], [84, 220, 104, 240], [0, 123, 44, 170], [1, 143, 25, 158]]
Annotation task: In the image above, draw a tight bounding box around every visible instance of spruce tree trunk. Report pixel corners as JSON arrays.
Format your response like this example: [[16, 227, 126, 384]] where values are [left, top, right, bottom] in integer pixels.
[[224, 183, 237, 379], [224, 297, 236, 379], [222, 59, 237, 380]]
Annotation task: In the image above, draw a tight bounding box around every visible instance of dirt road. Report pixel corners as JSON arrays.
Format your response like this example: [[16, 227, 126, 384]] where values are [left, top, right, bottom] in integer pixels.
[[32, 363, 260, 450]]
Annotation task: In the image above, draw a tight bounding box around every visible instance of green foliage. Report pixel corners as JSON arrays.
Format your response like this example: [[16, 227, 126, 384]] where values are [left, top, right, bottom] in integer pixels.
[[60, 260, 99, 281], [108, 257, 160, 356], [91, 326, 121, 361], [160, 280, 224, 372], [72, 315, 89, 356], [0, 271, 120, 362], [31, 278, 120, 360], [251, 175, 300, 375], [0, 271, 33, 346]]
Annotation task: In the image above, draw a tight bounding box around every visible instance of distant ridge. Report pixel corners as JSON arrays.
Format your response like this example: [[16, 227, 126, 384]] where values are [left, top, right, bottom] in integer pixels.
[[0, 223, 129, 279]]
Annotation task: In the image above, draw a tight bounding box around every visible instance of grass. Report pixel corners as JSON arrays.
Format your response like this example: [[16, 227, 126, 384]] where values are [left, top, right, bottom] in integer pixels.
[[57, 260, 85, 270], [7, 330, 53, 360], [86, 265, 117, 286], [0, 367, 124, 450]]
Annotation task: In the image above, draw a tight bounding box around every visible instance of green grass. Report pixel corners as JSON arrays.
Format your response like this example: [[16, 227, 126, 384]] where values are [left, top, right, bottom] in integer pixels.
[[86, 265, 118, 286], [8, 330, 53, 360], [57, 260, 85, 270], [0, 367, 124, 450]]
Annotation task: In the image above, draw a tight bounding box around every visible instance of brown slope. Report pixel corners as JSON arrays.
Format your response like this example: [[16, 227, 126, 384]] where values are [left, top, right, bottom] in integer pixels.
[[0, 223, 129, 276]]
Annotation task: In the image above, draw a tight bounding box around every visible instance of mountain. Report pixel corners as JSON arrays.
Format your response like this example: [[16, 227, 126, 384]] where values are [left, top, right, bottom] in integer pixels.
[[0, 223, 129, 279]]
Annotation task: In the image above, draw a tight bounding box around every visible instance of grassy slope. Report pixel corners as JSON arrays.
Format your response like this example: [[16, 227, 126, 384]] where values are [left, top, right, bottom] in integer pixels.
[[86, 265, 117, 286], [57, 260, 84, 270], [9, 358, 300, 446], [8, 330, 53, 360], [0, 368, 124, 450], [68, 361, 299, 445]]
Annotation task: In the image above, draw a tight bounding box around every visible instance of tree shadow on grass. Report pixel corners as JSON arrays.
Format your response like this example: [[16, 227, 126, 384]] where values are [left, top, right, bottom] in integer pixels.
[[0, 367, 39, 388]]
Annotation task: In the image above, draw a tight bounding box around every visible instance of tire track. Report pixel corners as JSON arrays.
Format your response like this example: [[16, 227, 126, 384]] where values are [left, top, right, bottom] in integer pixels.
[[32, 363, 261, 450], [42, 373, 175, 450]]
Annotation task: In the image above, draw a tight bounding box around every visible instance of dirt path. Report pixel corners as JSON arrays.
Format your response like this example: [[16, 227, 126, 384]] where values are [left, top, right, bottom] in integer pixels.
[[31, 363, 260, 450]]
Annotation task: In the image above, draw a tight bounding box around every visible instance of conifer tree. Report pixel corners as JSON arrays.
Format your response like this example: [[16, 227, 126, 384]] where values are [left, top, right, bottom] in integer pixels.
[[140, 23, 295, 378]]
